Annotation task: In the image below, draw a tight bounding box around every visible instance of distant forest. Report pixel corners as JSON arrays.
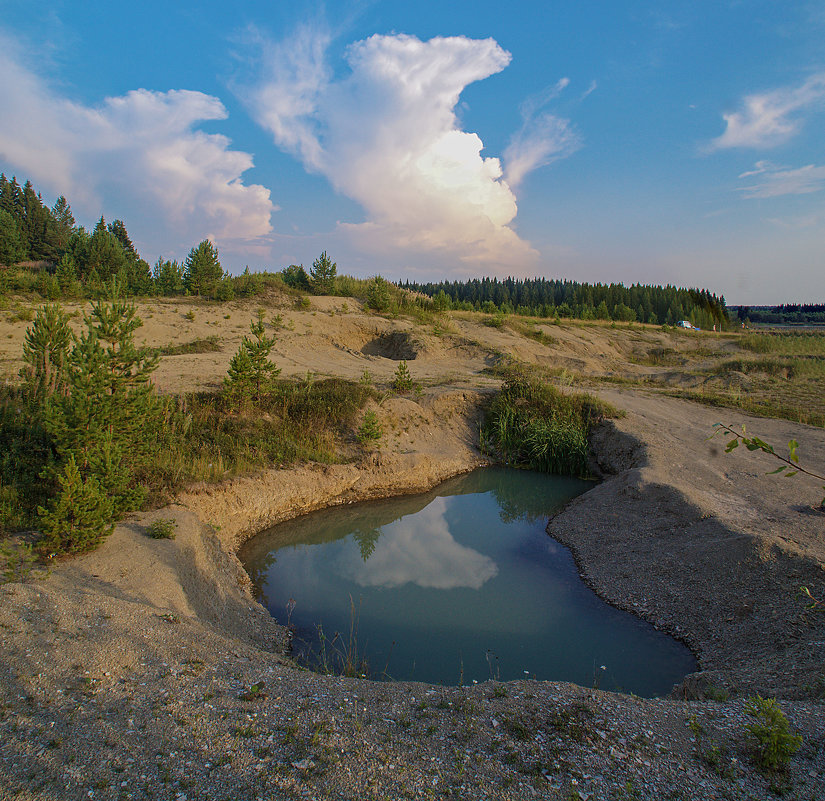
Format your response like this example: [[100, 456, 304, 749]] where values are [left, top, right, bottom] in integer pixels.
[[1, 173, 730, 328], [729, 304, 825, 326], [404, 278, 730, 329]]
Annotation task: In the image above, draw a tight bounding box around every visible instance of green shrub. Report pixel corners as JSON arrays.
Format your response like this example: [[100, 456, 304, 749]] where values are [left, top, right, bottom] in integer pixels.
[[36, 455, 114, 557], [356, 411, 383, 446], [147, 518, 177, 539], [158, 336, 221, 356], [391, 361, 415, 393], [744, 695, 802, 773], [483, 370, 618, 477]]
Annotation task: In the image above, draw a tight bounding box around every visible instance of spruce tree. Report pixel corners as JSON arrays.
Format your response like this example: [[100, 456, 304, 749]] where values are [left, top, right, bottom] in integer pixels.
[[50, 196, 75, 250], [0, 209, 26, 265]]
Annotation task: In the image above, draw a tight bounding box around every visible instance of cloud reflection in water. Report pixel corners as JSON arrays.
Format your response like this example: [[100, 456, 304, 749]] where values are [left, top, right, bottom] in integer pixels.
[[337, 498, 498, 590]]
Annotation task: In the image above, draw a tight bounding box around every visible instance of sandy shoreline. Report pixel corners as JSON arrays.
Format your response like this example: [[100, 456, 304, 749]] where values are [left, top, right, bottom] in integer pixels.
[[2, 297, 824, 799]]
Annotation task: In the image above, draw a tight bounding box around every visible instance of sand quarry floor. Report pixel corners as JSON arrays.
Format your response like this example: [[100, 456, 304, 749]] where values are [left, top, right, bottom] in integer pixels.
[[1, 293, 824, 800]]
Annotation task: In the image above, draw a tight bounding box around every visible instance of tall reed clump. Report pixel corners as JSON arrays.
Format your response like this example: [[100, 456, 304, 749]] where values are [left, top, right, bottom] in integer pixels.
[[483, 371, 618, 477]]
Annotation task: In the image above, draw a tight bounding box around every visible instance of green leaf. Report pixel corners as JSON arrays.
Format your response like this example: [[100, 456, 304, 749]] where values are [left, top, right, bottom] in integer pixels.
[[766, 466, 787, 474], [725, 439, 739, 452], [750, 437, 774, 453], [788, 439, 799, 463], [783, 471, 798, 478]]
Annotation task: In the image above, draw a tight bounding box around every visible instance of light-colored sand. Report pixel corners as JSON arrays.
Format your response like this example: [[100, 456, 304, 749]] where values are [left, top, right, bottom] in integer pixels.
[[1, 293, 824, 800]]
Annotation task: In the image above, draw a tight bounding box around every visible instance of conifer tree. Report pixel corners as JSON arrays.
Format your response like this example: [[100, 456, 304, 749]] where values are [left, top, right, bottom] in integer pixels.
[[88, 217, 129, 284], [0, 209, 26, 265], [36, 454, 114, 557], [184, 239, 223, 297], [224, 310, 280, 405], [21, 304, 73, 404], [310, 251, 337, 295], [55, 253, 81, 297], [44, 297, 159, 511], [50, 196, 75, 250], [152, 256, 184, 296]]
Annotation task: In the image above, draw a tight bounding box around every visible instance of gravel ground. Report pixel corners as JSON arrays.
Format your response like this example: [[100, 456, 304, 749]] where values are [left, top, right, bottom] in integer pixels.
[[2, 387, 824, 800]]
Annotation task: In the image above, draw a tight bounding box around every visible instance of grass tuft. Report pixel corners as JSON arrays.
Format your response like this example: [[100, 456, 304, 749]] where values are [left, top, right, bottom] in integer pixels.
[[158, 336, 222, 356]]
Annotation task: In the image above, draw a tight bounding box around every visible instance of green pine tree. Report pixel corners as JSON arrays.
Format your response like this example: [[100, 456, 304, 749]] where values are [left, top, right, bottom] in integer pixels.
[[309, 251, 337, 295], [21, 304, 73, 404], [36, 454, 114, 557], [44, 299, 159, 511], [224, 311, 280, 405], [224, 342, 255, 407], [184, 239, 223, 297], [152, 256, 184, 296]]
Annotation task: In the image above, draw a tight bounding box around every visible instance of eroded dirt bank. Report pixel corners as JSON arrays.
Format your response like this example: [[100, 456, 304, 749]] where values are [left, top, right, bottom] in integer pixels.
[[1, 387, 825, 800]]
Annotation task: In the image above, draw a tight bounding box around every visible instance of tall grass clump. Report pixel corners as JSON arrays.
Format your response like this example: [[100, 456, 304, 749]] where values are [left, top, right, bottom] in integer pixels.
[[142, 378, 375, 503], [740, 332, 825, 357], [483, 370, 618, 477]]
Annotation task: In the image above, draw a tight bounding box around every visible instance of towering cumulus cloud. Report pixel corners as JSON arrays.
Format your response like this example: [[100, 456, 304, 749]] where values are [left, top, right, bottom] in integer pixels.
[[244, 31, 539, 271], [0, 38, 273, 251]]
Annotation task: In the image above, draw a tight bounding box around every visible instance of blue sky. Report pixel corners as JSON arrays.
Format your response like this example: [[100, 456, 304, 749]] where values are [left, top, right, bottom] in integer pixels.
[[1, 1, 823, 303]]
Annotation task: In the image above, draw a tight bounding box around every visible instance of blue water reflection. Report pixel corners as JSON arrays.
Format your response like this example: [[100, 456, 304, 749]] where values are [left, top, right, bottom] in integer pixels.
[[240, 468, 697, 696]]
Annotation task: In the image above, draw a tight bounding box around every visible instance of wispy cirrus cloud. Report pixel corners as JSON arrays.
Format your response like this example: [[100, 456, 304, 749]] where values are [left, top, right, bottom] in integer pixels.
[[0, 32, 274, 254], [738, 160, 825, 199], [239, 29, 553, 271], [709, 72, 825, 150], [504, 77, 581, 189]]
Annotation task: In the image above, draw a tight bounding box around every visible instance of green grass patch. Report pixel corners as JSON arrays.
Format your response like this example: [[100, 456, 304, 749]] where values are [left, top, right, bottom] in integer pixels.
[[483, 368, 619, 477], [658, 386, 825, 428], [141, 378, 374, 503], [158, 336, 222, 356], [740, 332, 825, 356]]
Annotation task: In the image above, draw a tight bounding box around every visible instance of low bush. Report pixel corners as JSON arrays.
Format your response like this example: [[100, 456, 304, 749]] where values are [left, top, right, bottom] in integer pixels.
[[744, 695, 802, 773], [147, 518, 177, 539], [483, 369, 619, 477], [356, 410, 383, 446]]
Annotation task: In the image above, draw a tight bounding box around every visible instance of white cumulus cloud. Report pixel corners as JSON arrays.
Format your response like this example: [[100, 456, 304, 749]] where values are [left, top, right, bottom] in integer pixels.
[[0, 35, 274, 255], [241, 30, 544, 271], [709, 72, 825, 150]]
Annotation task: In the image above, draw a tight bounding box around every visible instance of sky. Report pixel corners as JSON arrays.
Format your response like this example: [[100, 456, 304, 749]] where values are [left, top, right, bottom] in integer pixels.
[[0, 1, 823, 304]]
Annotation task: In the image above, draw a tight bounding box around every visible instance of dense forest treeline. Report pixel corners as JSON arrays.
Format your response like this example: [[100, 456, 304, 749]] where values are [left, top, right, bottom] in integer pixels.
[[403, 278, 730, 329], [730, 305, 825, 326], [2, 174, 730, 329]]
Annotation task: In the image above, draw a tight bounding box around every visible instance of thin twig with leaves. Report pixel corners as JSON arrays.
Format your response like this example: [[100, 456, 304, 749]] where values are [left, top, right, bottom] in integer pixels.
[[711, 423, 825, 507]]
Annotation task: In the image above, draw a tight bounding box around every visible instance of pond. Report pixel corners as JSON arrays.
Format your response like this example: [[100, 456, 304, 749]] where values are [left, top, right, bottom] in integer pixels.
[[240, 468, 697, 696]]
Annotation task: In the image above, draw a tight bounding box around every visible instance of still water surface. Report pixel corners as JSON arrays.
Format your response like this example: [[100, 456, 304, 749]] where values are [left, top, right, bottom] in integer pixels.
[[240, 468, 696, 696]]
